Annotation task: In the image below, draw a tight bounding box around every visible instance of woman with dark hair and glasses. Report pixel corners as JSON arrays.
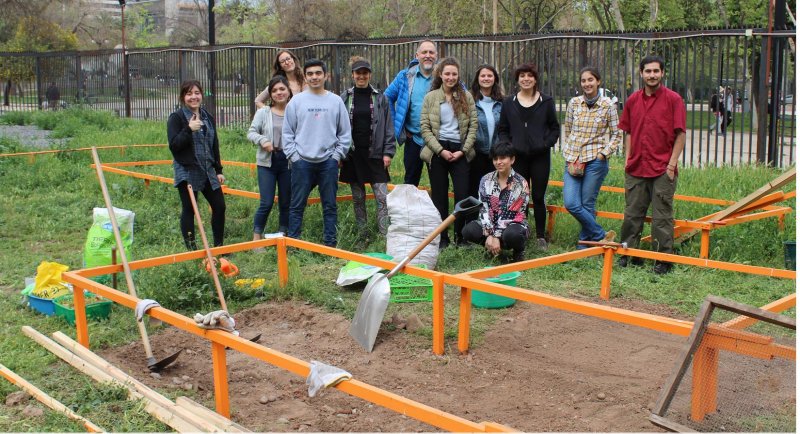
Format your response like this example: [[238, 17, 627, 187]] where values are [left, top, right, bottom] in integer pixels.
[[248, 75, 294, 247], [167, 80, 226, 251], [255, 50, 306, 108], [469, 64, 504, 199], [498, 63, 560, 250]]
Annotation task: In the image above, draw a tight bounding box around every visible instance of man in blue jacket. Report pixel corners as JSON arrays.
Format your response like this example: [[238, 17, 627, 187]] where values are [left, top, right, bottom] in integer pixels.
[[384, 40, 438, 186]]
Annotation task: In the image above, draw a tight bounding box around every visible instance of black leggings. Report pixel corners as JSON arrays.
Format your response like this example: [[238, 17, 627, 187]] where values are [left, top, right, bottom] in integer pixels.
[[177, 181, 226, 250], [512, 152, 550, 238], [462, 221, 528, 254]]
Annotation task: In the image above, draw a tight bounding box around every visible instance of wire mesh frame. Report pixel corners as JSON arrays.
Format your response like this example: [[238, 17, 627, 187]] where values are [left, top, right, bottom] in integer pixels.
[[650, 295, 797, 432]]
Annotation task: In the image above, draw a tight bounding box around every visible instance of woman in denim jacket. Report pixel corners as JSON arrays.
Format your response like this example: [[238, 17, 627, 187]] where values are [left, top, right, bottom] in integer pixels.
[[469, 64, 504, 199]]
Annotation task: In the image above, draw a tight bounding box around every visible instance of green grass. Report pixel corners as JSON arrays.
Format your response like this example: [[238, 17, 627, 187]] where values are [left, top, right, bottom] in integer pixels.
[[0, 108, 795, 431]]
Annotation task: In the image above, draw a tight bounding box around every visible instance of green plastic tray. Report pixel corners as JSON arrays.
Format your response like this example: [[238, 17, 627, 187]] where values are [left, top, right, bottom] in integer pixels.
[[53, 294, 113, 325], [389, 265, 433, 303]]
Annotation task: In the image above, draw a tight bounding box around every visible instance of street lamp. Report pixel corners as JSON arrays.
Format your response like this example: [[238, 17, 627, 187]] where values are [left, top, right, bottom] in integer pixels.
[[118, 0, 131, 117]]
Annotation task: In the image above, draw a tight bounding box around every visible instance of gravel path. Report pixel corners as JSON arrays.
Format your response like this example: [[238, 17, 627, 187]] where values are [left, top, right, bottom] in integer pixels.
[[0, 125, 68, 150]]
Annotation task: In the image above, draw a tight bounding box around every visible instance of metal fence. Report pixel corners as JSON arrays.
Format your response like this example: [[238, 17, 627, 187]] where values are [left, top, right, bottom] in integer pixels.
[[0, 28, 795, 167]]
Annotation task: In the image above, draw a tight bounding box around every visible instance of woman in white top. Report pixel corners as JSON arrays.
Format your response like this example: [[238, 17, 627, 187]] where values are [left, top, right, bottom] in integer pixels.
[[254, 50, 306, 108], [247, 76, 293, 243]]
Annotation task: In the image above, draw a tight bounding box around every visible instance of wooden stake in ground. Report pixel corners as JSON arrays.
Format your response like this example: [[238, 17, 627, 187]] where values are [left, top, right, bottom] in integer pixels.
[[0, 363, 105, 432]]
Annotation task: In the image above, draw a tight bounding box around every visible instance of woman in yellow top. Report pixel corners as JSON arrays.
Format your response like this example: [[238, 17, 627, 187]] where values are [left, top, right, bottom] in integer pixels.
[[562, 66, 621, 248], [420, 57, 478, 249]]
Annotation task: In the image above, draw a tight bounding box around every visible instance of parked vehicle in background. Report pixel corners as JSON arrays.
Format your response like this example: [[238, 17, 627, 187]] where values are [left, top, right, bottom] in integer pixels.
[[782, 94, 793, 104]]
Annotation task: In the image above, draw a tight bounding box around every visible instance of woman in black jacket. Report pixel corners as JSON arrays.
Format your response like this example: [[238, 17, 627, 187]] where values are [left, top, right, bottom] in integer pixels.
[[497, 63, 560, 250], [167, 80, 226, 250]]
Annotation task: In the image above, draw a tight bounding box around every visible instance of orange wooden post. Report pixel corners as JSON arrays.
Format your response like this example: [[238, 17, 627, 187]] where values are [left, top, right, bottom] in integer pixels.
[[699, 229, 710, 259], [432, 274, 445, 355], [277, 237, 289, 288], [599, 248, 614, 300], [778, 214, 785, 231], [458, 286, 472, 354], [690, 342, 718, 421], [546, 209, 556, 240], [27, 155, 35, 164], [211, 341, 231, 418], [73, 286, 90, 348], [144, 179, 150, 188]]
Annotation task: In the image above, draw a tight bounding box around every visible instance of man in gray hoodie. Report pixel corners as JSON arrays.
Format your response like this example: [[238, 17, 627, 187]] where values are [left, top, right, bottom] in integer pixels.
[[283, 58, 352, 247]]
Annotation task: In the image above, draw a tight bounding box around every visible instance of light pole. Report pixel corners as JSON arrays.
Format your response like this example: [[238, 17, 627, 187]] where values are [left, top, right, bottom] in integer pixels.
[[118, 0, 131, 117]]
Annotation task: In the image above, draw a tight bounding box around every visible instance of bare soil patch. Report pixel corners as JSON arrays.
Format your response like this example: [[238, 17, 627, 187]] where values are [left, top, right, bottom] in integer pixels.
[[100, 297, 699, 432]]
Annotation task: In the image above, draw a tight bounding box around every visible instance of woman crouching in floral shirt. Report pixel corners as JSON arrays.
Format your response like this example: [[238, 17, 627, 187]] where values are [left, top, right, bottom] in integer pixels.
[[461, 141, 530, 262]]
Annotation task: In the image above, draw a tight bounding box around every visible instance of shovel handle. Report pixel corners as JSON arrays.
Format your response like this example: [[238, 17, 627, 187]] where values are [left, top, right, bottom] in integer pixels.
[[387, 213, 457, 278], [91, 148, 156, 360], [186, 184, 228, 312]]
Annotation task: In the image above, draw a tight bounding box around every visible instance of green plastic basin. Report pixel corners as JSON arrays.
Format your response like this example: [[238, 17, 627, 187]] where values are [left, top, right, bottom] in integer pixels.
[[472, 271, 521, 309]]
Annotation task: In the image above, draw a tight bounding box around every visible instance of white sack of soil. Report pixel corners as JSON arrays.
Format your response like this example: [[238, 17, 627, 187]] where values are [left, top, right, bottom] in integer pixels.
[[386, 185, 441, 269]]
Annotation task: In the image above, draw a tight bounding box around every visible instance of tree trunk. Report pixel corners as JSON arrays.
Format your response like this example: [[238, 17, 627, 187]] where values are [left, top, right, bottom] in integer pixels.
[[3, 80, 10, 106], [609, 0, 624, 30], [649, 0, 658, 27], [716, 0, 729, 26]]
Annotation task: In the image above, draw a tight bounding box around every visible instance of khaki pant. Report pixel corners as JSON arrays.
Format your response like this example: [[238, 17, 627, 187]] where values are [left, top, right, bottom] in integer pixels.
[[620, 172, 677, 253]]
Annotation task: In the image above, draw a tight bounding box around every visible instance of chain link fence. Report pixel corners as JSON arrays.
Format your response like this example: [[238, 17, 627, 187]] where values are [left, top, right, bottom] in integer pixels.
[[0, 28, 795, 167]]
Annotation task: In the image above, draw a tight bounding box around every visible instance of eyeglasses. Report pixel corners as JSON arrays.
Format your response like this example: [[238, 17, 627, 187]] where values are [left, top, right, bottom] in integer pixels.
[[278, 57, 293, 64]]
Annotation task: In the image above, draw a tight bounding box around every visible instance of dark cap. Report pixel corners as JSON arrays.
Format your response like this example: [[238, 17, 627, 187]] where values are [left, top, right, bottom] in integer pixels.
[[351, 60, 372, 72]]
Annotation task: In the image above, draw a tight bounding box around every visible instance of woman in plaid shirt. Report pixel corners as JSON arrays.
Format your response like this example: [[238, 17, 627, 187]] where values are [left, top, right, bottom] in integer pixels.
[[562, 67, 621, 248]]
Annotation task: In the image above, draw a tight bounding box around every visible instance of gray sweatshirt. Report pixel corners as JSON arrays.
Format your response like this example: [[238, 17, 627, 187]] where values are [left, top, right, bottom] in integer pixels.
[[282, 91, 352, 163]]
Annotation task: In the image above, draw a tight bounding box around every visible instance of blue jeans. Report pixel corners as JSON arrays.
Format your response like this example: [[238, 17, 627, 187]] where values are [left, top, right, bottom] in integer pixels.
[[253, 151, 291, 234], [563, 158, 609, 245], [288, 157, 339, 246]]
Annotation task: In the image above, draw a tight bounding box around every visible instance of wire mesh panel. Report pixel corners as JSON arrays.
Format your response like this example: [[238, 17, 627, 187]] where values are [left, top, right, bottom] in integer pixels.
[[652, 297, 796, 432]]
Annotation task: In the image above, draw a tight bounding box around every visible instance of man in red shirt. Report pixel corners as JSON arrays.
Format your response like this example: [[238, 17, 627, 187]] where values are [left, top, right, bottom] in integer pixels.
[[617, 55, 686, 274]]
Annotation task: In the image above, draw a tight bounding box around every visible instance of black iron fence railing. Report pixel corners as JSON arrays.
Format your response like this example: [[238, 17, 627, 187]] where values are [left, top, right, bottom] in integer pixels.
[[0, 28, 795, 167]]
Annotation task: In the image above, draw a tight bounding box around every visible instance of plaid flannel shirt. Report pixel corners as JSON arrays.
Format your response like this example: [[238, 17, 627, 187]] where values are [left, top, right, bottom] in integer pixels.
[[562, 96, 621, 163]]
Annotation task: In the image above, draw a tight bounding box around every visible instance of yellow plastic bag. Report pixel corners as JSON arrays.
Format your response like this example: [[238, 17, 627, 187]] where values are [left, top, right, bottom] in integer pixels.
[[31, 261, 71, 299]]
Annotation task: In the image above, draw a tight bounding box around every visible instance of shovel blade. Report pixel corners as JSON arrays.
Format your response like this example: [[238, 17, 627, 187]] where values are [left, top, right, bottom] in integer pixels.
[[349, 274, 391, 352], [147, 348, 183, 372]]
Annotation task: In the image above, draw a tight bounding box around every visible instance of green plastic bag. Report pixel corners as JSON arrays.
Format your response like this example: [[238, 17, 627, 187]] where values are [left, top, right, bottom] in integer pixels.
[[83, 207, 135, 284], [336, 252, 393, 286]]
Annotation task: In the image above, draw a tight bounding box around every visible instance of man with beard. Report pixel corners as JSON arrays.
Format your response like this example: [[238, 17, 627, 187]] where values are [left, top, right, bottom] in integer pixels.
[[617, 55, 686, 275], [385, 40, 438, 186]]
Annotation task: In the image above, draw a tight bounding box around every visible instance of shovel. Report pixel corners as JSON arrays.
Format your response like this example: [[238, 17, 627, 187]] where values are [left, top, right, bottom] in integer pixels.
[[91, 148, 182, 372], [349, 196, 483, 352], [186, 184, 261, 345]]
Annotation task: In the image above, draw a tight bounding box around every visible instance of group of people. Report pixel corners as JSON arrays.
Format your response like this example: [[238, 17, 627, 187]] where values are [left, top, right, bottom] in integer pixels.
[[167, 41, 686, 274], [710, 86, 734, 134]]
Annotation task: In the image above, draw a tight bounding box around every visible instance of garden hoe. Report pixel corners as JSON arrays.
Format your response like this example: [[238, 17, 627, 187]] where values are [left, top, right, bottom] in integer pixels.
[[91, 148, 182, 372], [186, 184, 262, 345], [349, 196, 482, 352]]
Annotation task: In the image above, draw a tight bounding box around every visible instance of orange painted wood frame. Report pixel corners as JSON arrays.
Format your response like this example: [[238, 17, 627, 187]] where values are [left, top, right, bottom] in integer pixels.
[[61, 267, 513, 432]]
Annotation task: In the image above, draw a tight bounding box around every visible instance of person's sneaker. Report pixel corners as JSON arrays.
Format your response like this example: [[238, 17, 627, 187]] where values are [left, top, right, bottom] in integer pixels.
[[536, 238, 548, 250], [653, 261, 673, 275], [618, 255, 644, 267], [602, 230, 617, 243], [439, 237, 451, 250]]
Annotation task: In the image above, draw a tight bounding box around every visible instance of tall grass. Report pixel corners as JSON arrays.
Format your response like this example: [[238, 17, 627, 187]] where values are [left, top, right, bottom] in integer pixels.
[[0, 108, 795, 430]]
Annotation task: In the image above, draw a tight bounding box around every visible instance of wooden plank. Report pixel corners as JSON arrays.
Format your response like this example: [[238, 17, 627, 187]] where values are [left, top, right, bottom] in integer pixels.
[[649, 413, 698, 432], [175, 397, 251, 432], [0, 363, 105, 432], [676, 168, 796, 243], [51, 331, 221, 432], [22, 327, 203, 433], [706, 324, 773, 344]]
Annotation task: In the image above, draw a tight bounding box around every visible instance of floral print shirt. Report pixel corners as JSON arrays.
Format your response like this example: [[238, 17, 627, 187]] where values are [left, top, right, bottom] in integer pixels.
[[477, 169, 530, 238]]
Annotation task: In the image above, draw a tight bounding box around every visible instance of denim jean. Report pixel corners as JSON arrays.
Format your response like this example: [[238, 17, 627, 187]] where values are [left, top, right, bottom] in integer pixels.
[[563, 157, 609, 245], [253, 150, 291, 235], [288, 157, 339, 246], [403, 139, 425, 186]]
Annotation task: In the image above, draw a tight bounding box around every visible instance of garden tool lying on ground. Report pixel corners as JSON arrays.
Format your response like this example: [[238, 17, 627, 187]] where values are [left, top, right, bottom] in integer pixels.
[[91, 148, 182, 372], [349, 196, 482, 352], [186, 184, 261, 344]]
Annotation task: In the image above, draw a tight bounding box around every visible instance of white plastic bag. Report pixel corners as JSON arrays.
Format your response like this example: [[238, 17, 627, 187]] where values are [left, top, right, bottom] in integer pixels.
[[386, 185, 441, 269]]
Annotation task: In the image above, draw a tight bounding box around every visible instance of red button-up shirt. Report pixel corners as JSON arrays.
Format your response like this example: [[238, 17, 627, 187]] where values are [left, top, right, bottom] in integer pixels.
[[618, 86, 686, 178]]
